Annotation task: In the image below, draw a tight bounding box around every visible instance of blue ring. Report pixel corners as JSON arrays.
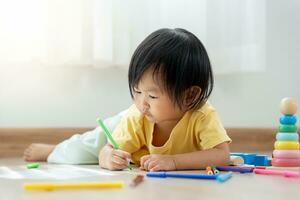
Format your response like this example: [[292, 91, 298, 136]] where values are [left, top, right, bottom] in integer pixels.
[[279, 115, 297, 125], [276, 132, 299, 141]]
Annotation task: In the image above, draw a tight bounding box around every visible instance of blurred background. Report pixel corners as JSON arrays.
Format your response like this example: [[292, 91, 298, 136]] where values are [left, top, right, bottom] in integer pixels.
[[0, 0, 299, 128]]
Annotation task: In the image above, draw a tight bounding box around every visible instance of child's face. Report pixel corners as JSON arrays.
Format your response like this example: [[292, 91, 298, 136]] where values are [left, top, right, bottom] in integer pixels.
[[133, 68, 185, 124]]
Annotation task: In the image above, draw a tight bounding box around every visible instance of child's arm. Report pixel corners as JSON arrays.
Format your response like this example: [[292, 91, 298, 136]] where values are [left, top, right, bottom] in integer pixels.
[[98, 144, 131, 170], [173, 142, 230, 170], [140, 142, 230, 171]]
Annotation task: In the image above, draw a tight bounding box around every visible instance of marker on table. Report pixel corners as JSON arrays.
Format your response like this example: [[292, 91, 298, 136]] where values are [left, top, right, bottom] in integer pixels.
[[254, 168, 300, 178], [216, 172, 233, 183], [96, 118, 132, 170], [23, 181, 124, 191], [216, 166, 254, 173], [146, 172, 233, 183], [146, 172, 218, 180], [26, 163, 40, 169]]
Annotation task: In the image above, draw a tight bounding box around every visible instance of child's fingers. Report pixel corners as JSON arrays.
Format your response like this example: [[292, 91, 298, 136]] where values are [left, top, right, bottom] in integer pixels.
[[107, 161, 126, 170], [140, 155, 150, 166], [111, 161, 127, 170], [141, 157, 152, 170], [147, 160, 159, 171], [109, 155, 129, 170], [111, 154, 129, 166], [113, 149, 131, 159], [139, 166, 145, 170], [149, 165, 161, 172]]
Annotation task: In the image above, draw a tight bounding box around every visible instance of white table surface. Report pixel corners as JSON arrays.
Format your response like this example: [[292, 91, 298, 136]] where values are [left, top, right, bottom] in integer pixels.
[[0, 158, 299, 200]]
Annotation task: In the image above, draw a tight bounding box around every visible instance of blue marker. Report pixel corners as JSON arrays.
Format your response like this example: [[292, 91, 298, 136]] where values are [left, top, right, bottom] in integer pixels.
[[146, 172, 218, 180], [216, 166, 253, 173], [216, 172, 233, 183]]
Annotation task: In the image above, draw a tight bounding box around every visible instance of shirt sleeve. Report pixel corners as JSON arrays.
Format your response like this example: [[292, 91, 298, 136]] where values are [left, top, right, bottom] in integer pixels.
[[197, 110, 231, 150], [111, 105, 146, 153]]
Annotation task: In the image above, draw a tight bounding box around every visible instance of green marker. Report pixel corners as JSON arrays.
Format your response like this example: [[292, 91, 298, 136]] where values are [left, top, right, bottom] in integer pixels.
[[27, 162, 39, 169], [96, 118, 132, 170], [97, 118, 119, 149]]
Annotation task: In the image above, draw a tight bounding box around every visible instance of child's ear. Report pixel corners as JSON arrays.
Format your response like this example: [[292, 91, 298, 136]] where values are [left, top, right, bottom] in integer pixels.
[[184, 86, 202, 106]]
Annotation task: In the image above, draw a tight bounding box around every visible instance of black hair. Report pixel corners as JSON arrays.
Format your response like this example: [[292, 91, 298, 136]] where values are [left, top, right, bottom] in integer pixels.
[[128, 28, 214, 110]]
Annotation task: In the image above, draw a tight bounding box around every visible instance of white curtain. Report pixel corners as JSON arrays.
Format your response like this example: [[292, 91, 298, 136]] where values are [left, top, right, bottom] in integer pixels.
[[0, 0, 265, 73], [0, 0, 94, 68]]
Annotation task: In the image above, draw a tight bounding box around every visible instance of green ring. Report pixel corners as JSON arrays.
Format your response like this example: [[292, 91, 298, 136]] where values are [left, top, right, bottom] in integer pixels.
[[279, 124, 297, 132]]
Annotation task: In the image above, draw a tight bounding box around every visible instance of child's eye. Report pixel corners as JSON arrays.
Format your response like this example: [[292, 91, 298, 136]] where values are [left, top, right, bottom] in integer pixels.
[[134, 90, 141, 94], [149, 95, 158, 99]]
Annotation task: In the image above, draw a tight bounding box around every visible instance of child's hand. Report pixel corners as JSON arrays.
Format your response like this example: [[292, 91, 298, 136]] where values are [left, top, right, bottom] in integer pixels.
[[98, 144, 131, 170], [140, 154, 177, 171]]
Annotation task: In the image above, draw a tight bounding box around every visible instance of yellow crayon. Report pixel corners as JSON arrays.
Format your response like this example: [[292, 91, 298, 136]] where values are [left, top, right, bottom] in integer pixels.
[[23, 181, 124, 191]]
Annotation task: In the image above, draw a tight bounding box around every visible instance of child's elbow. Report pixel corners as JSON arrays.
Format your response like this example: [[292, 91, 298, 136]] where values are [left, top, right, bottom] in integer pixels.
[[215, 142, 230, 165], [215, 151, 230, 166], [221, 152, 230, 165]]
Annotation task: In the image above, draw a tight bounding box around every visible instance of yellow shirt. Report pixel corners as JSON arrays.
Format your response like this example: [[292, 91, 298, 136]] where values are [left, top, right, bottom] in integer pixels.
[[111, 102, 231, 164]]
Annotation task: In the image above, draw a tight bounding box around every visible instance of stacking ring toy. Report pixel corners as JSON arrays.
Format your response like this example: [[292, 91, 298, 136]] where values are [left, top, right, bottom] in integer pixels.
[[273, 150, 300, 159], [279, 115, 297, 125], [274, 141, 299, 150], [276, 132, 299, 141], [271, 158, 300, 167], [279, 124, 297, 132]]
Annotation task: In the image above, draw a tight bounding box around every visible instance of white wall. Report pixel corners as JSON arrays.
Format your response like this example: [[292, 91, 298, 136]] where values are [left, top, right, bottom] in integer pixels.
[[0, 0, 299, 128], [0, 67, 131, 127], [212, 1, 300, 127]]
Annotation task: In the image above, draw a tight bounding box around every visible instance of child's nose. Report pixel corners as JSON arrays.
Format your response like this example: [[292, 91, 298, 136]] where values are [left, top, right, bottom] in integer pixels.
[[141, 98, 150, 112]]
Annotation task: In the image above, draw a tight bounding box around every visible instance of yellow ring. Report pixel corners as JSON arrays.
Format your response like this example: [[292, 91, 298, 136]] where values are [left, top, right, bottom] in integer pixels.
[[274, 141, 300, 150]]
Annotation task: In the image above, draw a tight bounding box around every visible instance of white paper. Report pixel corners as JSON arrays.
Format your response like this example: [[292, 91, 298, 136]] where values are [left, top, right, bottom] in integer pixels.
[[0, 165, 115, 180]]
